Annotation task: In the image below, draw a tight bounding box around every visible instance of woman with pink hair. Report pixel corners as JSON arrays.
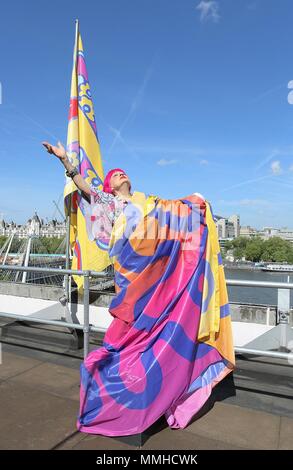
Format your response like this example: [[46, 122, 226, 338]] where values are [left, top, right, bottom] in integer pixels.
[[42, 141, 144, 246], [42, 141, 204, 245], [42, 140, 235, 437]]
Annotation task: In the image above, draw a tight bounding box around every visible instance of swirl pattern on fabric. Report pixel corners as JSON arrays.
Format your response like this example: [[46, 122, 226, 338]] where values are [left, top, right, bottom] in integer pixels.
[[78, 193, 235, 435]]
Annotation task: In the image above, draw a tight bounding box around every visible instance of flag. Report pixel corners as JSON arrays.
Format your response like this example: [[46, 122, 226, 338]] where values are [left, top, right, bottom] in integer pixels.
[[64, 21, 111, 292]]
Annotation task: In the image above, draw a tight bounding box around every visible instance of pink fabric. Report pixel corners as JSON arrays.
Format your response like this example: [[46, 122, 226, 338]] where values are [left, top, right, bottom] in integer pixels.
[[165, 366, 232, 429]]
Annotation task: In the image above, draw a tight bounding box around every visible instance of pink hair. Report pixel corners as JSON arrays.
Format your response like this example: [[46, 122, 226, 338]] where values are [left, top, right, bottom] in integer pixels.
[[103, 168, 130, 194]]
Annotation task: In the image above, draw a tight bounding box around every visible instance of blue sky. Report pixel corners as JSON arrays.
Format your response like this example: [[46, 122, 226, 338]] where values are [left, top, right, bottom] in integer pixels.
[[1, 0, 293, 228]]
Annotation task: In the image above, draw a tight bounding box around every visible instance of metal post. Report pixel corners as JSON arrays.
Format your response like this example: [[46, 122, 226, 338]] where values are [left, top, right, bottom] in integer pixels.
[[64, 193, 72, 304], [83, 271, 90, 359], [22, 236, 32, 283], [2, 231, 15, 265], [63, 21, 79, 306], [278, 286, 290, 351]]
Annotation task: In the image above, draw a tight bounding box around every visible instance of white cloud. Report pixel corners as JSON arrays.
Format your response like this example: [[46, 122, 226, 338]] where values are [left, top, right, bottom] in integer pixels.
[[271, 160, 282, 175], [157, 158, 178, 166], [196, 1, 220, 23], [289, 164, 293, 172], [199, 159, 209, 165]]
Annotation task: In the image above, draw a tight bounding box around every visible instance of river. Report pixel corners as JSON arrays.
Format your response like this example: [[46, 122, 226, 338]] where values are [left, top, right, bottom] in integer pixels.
[[225, 268, 293, 307]]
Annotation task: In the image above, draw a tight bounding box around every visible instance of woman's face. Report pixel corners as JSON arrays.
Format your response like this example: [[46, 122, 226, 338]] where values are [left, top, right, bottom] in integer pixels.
[[110, 171, 131, 193]]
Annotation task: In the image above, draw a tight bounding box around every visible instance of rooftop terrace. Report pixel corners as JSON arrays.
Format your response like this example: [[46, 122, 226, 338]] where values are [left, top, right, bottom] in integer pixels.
[[1, 342, 292, 450]]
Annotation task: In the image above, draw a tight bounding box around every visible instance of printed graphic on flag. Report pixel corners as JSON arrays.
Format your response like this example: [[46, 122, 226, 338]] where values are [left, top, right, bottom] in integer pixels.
[[64, 25, 111, 292]]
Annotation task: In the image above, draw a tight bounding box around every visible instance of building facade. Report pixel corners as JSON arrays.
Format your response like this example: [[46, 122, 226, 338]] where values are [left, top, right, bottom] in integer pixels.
[[259, 227, 293, 243], [240, 225, 258, 238], [0, 212, 66, 239], [215, 214, 240, 240]]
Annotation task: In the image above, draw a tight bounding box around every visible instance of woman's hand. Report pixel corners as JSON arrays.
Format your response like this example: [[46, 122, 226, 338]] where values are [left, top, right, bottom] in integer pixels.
[[42, 139, 91, 196], [42, 141, 67, 162]]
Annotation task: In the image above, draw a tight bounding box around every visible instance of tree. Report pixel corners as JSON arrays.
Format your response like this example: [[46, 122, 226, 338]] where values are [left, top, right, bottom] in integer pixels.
[[227, 235, 293, 263], [0, 236, 7, 249], [245, 239, 263, 262], [233, 247, 245, 261], [262, 237, 293, 262], [231, 236, 249, 250]]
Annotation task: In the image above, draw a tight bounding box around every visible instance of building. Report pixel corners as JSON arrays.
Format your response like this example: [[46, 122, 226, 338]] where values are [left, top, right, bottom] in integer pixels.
[[240, 225, 258, 238], [278, 228, 293, 243], [238, 225, 293, 243], [0, 212, 66, 239], [215, 214, 240, 240], [259, 227, 293, 243]]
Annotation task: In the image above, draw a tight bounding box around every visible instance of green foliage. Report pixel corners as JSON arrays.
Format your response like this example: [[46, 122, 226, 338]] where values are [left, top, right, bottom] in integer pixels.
[[231, 236, 250, 250], [39, 237, 65, 254], [10, 238, 22, 252], [233, 247, 245, 261], [0, 236, 7, 249], [230, 236, 293, 263], [245, 238, 264, 262], [0, 236, 65, 255]]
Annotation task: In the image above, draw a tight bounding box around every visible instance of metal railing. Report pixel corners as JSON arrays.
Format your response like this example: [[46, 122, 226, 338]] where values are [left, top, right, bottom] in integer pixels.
[[0, 264, 292, 362], [0, 264, 112, 358], [226, 278, 293, 361]]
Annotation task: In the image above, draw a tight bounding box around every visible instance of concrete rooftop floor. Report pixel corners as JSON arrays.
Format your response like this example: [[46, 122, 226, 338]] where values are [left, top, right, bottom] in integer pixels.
[[0, 342, 292, 451]]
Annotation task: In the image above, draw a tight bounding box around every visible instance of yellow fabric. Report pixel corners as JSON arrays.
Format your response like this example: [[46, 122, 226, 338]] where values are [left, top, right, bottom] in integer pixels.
[[107, 193, 234, 367], [198, 201, 223, 341], [64, 32, 111, 293], [108, 192, 157, 263]]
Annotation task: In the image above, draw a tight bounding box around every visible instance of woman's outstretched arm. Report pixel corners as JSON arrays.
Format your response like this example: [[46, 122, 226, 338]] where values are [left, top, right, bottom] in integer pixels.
[[42, 141, 91, 196]]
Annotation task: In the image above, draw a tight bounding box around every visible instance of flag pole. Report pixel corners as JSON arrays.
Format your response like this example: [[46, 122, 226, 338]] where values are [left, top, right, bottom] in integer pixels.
[[74, 19, 79, 61], [64, 194, 72, 309], [64, 19, 80, 309]]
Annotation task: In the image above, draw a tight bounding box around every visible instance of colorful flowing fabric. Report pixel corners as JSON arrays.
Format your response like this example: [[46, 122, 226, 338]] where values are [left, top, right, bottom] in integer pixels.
[[78, 193, 235, 435], [64, 25, 111, 292]]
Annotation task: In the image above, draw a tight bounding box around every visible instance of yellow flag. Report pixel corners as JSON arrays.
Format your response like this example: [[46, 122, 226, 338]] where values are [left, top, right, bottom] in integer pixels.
[[64, 22, 111, 292]]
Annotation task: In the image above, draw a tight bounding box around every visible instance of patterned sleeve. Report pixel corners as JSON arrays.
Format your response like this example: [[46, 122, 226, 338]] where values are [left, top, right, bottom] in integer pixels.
[[86, 184, 116, 247], [89, 183, 115, 204]]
